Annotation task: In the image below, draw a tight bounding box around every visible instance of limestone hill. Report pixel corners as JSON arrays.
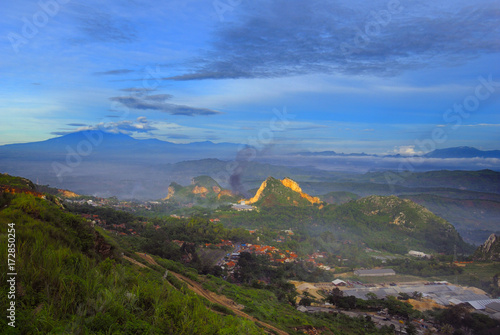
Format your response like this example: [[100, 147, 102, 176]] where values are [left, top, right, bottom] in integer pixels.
[[245, 177, 323, 207], [163, 175, 238, 205], [473, 234, 500, 261]]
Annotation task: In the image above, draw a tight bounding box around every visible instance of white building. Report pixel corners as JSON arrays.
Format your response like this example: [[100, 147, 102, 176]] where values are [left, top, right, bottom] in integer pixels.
[[408, 250, 431, 258]]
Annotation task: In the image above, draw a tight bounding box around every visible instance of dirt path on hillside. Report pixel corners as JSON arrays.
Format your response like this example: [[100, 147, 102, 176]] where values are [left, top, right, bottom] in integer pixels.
[[126, 253, 289, 335], [169, 271, 288, 335], [123, 255, 148, 268], [136, 252, 159, 266]]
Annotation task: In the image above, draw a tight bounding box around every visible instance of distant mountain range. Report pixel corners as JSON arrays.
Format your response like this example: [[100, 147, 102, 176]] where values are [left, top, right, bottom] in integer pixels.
[[295, 146, 500, 159], [1, 130, 499, 202], [0, 130, 240, 162], [2, 131, 498, 162]]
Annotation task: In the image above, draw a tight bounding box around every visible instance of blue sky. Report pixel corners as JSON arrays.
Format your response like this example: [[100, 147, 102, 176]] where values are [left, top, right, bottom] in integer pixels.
[[1, 0, 499, 154]]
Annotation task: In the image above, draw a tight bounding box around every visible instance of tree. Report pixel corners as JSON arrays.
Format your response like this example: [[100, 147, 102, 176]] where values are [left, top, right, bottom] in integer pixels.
[[405, 321, 417, 335], [398, 292, 411, 300], [440, 324, 453, 335], [326, 288, 343, 305], [299, 295, 313, 306], [412, 291, 423, 301]]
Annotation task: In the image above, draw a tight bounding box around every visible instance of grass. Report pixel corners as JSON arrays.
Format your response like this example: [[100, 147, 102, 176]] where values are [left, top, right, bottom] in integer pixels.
[[458, 262, 499, 278], [0, 193, 267, 334], [343, 274, 431, 284], [0, 179, 409, 334], [429, 262, 500, 295]]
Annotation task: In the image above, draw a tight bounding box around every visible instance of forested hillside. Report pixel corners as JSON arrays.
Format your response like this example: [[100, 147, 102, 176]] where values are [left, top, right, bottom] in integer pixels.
[[1, 174, 401, 334]]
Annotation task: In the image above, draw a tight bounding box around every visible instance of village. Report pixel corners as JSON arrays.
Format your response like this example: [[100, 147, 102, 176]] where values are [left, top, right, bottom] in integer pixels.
[[77, 208, 500, 332]]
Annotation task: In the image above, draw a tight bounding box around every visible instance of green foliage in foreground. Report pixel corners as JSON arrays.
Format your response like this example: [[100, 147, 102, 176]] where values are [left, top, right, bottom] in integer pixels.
[[0, 174, 35, 190], [0, 179, 403, 335], [0, 192, 264, 334]]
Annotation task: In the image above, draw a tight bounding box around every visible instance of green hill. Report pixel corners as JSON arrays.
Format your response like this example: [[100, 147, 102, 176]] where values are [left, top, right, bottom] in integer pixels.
[[220, 191, 472, 256], [320, 191, 359, 204], [328, 195, 472, 255], [400, 194, 500, 245], [164, 175, 238, 205], [245, 176, 323, 207], [0, 173, 36, 190]]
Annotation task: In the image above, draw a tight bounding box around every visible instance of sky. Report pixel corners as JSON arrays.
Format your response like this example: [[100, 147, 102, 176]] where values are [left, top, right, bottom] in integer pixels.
[[1, 0, 499, 155]]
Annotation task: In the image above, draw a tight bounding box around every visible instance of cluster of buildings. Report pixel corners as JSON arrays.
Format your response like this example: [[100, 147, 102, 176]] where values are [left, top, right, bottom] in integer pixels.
[[305, 252, 333, 270], [81, 213, 106, 226], [65, 197, 162, 212], [408, 250, 431, 259], [217, 243, 302, 272], [231, 202, 255, 211], [217, 242, 345, 274], [241, 243, 299, 263], [81, 213, 141, 236], [203, 239, 234, 248], [67, 198, 108, 207]]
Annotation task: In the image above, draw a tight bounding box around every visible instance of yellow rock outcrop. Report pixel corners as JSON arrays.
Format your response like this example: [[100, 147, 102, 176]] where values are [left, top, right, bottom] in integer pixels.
[[193, 186, 208, 196], [164, 186, 176, 200], [58, 189, 79, 198], [246, 179, 268, 204], [281, 177, 321, 204], [217, 189, 234, 199], [246, 177, 321, 205]]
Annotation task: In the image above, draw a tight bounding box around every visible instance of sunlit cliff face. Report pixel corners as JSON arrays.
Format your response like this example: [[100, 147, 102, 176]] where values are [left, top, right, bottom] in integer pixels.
[[245, 177, 321, 205]]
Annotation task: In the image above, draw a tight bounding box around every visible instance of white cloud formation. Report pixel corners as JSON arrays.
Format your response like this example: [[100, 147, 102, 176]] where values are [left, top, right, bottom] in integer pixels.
[[392, 145, 423, 156]]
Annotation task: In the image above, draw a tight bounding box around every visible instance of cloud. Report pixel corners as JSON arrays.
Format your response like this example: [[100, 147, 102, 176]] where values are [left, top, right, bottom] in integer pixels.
[[463, 123, 500, 127], [53, 117, 157, 136], [143, 94, 174, 101], [288, 125, 329, 131], [74, 6, 137, 43], [120, 87, 157, 93], [102, 118, 157, 133], [166, 134, 191, 139], [392, 145, 423, 156], [94, 69, 135, 76], [166, 0, 500, 80], [110, 94, 222, 116], [67, 123, 88, 127], [273, 152, 500, 173]]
